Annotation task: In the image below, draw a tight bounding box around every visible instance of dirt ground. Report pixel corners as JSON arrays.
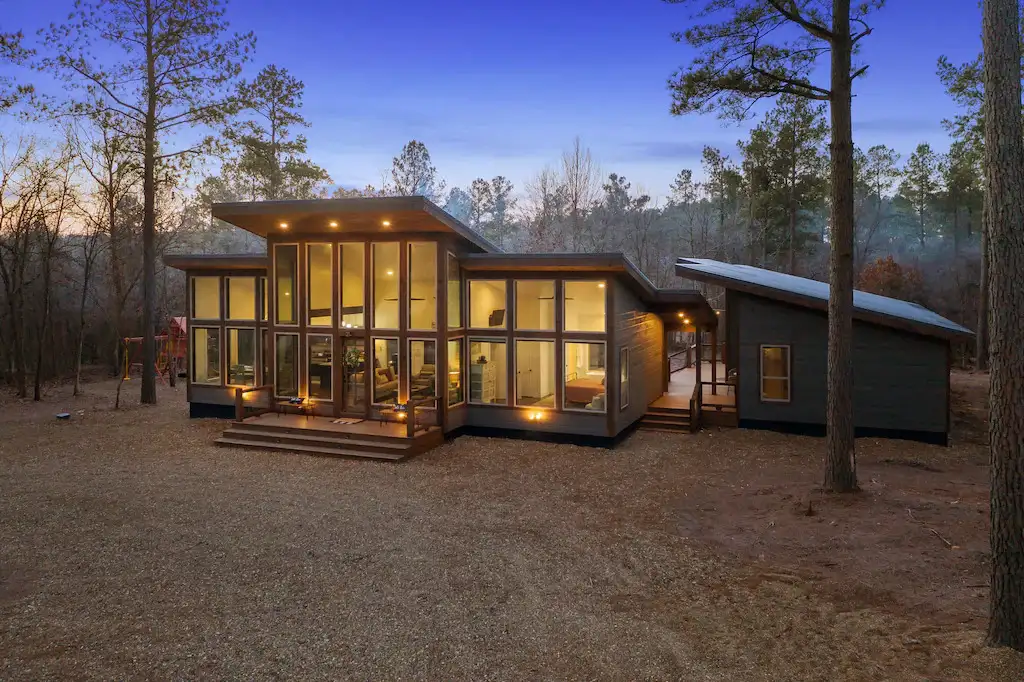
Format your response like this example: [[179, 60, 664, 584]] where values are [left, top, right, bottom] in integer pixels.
[[0, 370, 1020, 680]]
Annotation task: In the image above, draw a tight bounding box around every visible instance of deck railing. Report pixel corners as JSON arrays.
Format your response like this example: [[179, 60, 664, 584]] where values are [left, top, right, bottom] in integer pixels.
[[405, 396, 433, 438], [234, 385, 274, 421]]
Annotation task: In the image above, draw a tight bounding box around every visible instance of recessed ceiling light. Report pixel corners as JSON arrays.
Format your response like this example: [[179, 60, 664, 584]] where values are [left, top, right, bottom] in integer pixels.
[[597, 282, 605, 288], [329, 220, 339, 228], [683, 318, 691, 325], [385, 269, 394, 276], [678, 312, 684, 318], [279, 222, 289, 229], [381, 220, 391, 227]]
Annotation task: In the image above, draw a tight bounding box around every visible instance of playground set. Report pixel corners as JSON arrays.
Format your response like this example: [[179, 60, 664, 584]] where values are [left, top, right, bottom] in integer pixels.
[[121, 316, 188, 382]]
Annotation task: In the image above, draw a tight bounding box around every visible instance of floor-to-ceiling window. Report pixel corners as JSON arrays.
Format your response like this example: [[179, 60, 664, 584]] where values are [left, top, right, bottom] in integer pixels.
[[409, 339, 437, 407], [192, 327, 221, 385], [275, 333, 299, 397], [227, 328, 256, 386], [563, 341, 606, 412], [372, 337, 399, 404], [408, 242, 437, 330], [372, 243, 399, 329], [307, 334, 333, 400], [515, 339, 555, 407], [307, 243, 333, 326], [275, 244, 298, 325], [469, 339, 507, 405], [340, 242, 365, 328]]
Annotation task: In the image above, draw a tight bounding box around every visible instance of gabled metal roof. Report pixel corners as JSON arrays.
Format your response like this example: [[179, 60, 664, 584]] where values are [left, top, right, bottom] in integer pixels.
[[676, 258, 973, 342]]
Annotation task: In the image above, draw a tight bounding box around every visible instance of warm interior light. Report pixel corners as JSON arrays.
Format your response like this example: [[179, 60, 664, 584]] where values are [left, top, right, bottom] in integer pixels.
[[279, 222, 289, 229], [385, 269, 394, 277], [678, 312, 684, 318], [284, 292, 290, 296], [683, 318, 691, 325], [329, 220, 339, 228], [527, 411, 544, 422], [715, 310, 721, 315], [381, 220, 391, 227], [597, 282, 605, 288]]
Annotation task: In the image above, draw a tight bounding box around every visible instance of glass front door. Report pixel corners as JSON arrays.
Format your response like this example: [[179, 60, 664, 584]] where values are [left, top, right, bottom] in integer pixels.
[[339, 337, 367, 415]]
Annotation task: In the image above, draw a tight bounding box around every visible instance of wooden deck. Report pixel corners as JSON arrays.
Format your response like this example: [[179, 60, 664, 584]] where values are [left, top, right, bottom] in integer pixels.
[[650, 363, 734, 410], [215, 413, 443, 461]]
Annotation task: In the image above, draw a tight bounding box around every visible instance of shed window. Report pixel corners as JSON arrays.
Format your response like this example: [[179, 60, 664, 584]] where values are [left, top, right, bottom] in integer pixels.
[[192, 276, 220, 320], [760, 345, 791, 402]]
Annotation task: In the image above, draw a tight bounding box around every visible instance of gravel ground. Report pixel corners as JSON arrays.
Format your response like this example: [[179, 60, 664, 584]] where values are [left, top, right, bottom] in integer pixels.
[[0, 377, 1021, 681]]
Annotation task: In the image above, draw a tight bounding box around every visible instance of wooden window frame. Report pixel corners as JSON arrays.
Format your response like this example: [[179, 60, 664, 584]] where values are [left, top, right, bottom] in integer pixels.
[[191, 325, 222, 386], [305, 242, 334, 328], [407, 241, 438, 332], [513, 337, 556, 410], [562, 339, 607, 414], [273, 332, 301, 399], [446, 251, 463, 330], [759, 344, 792, 403], [562, 279, 607, 333], [225, 326, 257, 388], [273, 243, 300, 327], [467, 279, 508, 331], [619, 346, 629, 411], [306, 332, 334, 403], [513, 279, 556, 332], [190, 275, 222, 322], [371, 242, 400, 331], [225, 276, 257, 322], [446, 337, 466, 408], [339, 241, 366, 330], [468, 337, 508, 407], [407, 337, 439, 410], [371, 336, 401, 406]]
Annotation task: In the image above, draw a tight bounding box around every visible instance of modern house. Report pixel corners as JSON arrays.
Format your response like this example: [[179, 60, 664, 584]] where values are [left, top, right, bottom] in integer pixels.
[[164, 196, 970, 459]]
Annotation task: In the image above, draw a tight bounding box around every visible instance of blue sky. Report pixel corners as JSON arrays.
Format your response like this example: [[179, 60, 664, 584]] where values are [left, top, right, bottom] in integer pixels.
[[3, 0, 983, 199]]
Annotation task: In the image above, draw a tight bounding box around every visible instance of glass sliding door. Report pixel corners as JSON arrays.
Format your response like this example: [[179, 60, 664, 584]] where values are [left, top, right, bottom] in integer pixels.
[[340, 338, 367, 413]]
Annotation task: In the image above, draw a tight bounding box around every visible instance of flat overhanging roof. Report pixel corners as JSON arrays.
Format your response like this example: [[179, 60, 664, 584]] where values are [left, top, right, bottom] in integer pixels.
[[163, 253, 269, 271]]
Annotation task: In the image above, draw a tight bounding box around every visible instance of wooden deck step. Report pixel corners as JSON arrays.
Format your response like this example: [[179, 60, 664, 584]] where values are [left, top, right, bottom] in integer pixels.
[[215, 436, 407, 461], [221, 427, 411, 454]]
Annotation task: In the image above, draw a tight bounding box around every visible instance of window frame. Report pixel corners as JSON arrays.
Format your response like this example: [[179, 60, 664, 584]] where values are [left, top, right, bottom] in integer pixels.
[[225, 326, 257, 388], [306, 332, 334, 403], [619, 346, 629, 411], [446, 251, 462, 330], [273, 331, 301, 399], [447, 336, 466, 408], [407, 337, 438, 409], [225, 276, 257, 322], [407, 241, 438, 332], [273, 243, 300, 327], [191, 325, 222, 386], [562, 279, 608, 333], [306, 242, 334, 328], [759, 344, 792, 403], [370, 336, 401, 406], [513, 279, 556, 332], [562, 339, 608, 414], [339, 241, 366, 330], [468, 337, 508, 407], [259, 276, 268, 322], [371, 241, 400, 330], [467, 279, 508, 330], [513, 337, 556, 410], [190, 276, 222, 321]]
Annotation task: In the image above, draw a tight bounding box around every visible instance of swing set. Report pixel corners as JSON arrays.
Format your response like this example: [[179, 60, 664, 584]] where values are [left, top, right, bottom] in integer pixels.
[[121, 317, 188, 382]]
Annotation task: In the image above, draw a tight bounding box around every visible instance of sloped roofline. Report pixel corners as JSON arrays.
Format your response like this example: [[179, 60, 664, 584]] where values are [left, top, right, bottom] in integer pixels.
[[676, 257, 973, 342]]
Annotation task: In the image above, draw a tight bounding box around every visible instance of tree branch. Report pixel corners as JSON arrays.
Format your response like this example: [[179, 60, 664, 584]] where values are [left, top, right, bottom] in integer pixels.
[[766, 0, 835, 41]]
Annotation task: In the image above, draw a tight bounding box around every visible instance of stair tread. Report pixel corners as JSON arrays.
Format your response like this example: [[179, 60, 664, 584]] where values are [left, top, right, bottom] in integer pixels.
[[215, 437, 406, 460], [222, 428, 411, 450], [639, 427, 694, 434], [642, 416, 691, 424]]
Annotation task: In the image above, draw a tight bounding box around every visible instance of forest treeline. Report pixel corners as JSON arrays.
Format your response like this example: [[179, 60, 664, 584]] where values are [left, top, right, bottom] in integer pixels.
[[0, 1, 986, 397]]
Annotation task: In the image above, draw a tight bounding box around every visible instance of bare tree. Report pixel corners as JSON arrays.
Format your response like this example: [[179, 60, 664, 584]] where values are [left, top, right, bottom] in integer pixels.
[[560, 137, 600, 252]]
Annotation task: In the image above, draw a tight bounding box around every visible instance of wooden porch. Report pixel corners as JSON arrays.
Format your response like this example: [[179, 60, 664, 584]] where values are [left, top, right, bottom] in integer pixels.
[[215, 413, 443, 461]]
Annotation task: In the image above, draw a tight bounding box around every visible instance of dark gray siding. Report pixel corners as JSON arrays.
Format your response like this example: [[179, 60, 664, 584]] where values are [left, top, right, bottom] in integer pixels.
[[735, 293, 949, 435], [612, 280, 663, 435], [463, 406, 608, 437], [189, 384, 238, 406]]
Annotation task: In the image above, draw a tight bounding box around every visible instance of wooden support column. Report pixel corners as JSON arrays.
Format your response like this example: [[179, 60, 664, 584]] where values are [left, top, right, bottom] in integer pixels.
[[662, 325, 669, 394], [711, 326, 718, 395]]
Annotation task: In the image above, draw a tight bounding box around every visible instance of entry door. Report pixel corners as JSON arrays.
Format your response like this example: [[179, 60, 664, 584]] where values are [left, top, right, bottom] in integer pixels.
[[338, 337, 367, 416]]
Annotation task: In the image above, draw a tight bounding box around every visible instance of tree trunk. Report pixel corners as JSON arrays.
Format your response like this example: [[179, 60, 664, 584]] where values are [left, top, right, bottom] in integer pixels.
[[983, 0, 1024, 651], [74, 251, 92, 397], [140, 2, 158, 405], [823, 0, 857, 493], [33, 256, 52, 402], [977, 204, 990, 371]]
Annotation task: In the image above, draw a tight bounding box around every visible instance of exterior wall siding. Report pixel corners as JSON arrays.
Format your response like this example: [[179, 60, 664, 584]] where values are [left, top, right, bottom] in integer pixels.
[[735, 292, 949, 435], [612, 280, 664, 435]]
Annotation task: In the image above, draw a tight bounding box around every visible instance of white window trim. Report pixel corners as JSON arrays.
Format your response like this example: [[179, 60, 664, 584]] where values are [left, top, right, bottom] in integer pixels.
[[562, 279, 608, 334], [562, 339, 608, 414], [191, 325, 222, 386], [224, 276, 257, 322], [190, 275, 222, 322], [447, 337, 466, 408], [512, 279, 557, 333], [512, 337, 556, 410], [446, 251, 463, 330], [619, 346, 629, 411], [468, 337, 508, 407], [259, 276, 268, 323], [273, 243, 300, 327], [338, 241, 366, 330], [407, 337, 438, 409], [273, 332, 301, 399], [407, 241, 438, 332], [225, 326, 258, 388], [306, 242, 334, 328], [371, 242, 401, 331], [370, 336, 401, 406], [466, 279, 508, 331], [759, 344, 792, 403]]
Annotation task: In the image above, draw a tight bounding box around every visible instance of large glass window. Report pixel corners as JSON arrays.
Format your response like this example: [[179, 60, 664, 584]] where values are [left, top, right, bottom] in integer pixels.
[[372, 337, 399, 405], [760, 345, 791, 402], [340, 242, 365, 328], [226, 277, 256, 321], [192, 327, 221, 385], [564, 280, 607, 332], [564, 341, 606, 412], [409, 339, 437, 407], [340, 338, 366, 412], [515, 280, 555, 331], [515, 340, 555, 407], [227, 328, 256, 386], [373, 243, 399, 329], [307, 243, 333, 326], [275, 333, 299, 397], [408, 242, 437, 330], [260, 277, 268, 322], [447, 253, 461, 329], [447, 338, 464, 406], [275, 244, 298, 324], [192, 277, 220, 320], [308, 334, 332, 400], [469, 339, 507, 405], [619, 346, 629, 410], [468, 280, 506, 329]]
